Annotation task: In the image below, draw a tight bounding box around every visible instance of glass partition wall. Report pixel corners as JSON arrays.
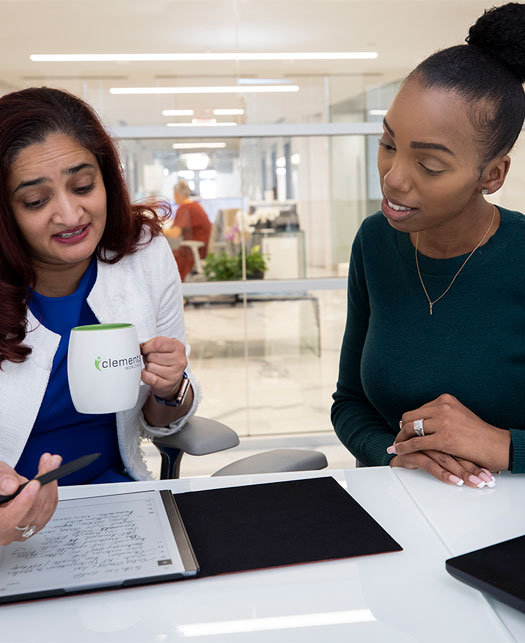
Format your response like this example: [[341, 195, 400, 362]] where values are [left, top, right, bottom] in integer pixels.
[[116, 128, 380, 437], [112, 99, 525, 439], [117, 128, 381, 438], [119, 131, 382, 278]]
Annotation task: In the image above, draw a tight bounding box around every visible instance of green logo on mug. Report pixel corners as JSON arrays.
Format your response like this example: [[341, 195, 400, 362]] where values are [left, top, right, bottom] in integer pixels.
[[94, 354, 142, 371]]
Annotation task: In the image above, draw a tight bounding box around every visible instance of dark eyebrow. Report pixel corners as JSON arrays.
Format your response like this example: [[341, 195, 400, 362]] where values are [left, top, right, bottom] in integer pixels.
[[14, 177, 48, 193], [410, 141, 455, 156], [383, 118, 395, 138], [383, 117, 455, 157], [64, 162, 96, 175], [13, 163, 96, 193]]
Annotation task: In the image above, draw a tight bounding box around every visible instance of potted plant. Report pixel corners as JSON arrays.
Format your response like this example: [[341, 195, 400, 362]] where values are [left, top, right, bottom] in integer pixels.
[[243, 245, 268, 279], [203, 251, 240, 281], [204, 245, 268, 281]]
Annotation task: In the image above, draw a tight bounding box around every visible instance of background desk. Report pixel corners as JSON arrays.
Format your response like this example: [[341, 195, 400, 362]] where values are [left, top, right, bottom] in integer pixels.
[[1, 468, 522, 642]]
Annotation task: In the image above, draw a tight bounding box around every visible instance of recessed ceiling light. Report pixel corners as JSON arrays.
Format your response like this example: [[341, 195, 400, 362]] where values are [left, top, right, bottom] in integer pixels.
[[110, 85, 299, 95], [162, 109, 194, 116], [237, 78, 293, 85], [213, 108, 244, 116], [369, 109, 388, 116], [31, 52, 377, 62], [172, 142, 227, 149]]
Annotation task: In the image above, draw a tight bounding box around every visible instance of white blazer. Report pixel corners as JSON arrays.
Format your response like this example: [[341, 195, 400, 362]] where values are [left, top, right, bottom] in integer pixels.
[[0, 232, 202, 480]]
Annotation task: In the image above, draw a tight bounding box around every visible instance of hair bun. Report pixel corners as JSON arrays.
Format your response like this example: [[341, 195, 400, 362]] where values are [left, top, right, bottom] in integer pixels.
[[466, 2, 525, 83]]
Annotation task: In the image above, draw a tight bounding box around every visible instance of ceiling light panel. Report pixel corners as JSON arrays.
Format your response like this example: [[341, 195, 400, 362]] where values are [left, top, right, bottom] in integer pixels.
[[172, 142, 227, 149], [31, 52, 377, 62], [213, 109, 244, 115], [166, 121, 238, 127], [110, 86, 299, 95], [162, 109, 194, 116]]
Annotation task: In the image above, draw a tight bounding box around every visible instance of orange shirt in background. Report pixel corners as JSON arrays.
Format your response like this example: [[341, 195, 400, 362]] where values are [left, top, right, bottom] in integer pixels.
[[172, 201, 211, 281]]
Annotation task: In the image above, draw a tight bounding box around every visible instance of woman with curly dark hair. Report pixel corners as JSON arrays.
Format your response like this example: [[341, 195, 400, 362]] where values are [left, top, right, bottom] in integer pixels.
[[0, 87, 202, 542], [332, 3, 525, 486]]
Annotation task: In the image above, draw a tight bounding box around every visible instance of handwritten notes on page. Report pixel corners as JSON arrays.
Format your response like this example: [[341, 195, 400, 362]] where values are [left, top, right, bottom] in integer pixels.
[[0, 490, 185, 600]]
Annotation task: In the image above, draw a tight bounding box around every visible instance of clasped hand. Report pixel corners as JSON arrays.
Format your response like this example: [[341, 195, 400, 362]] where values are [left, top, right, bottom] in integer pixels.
[[388, 394, 511, 487], [140, 336, 187, 400]]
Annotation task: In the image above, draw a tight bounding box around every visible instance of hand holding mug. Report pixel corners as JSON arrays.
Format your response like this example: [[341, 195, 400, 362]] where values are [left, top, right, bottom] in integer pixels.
[[140, 336, 187, 400]]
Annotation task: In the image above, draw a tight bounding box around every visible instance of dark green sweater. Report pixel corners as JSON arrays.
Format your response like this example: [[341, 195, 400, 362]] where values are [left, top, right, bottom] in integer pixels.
[[331, 206, 525, 473]]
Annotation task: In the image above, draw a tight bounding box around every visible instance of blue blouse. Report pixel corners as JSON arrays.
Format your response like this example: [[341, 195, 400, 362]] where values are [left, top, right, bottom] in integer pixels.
[[17, 259, 130, 485]]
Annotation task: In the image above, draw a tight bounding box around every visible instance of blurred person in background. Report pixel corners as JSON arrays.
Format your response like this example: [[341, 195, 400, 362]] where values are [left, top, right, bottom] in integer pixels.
[[164, 179, 211, 281]]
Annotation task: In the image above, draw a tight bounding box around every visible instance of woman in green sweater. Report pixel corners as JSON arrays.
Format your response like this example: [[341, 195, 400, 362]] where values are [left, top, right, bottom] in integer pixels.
[[331, 2, 525, 486]]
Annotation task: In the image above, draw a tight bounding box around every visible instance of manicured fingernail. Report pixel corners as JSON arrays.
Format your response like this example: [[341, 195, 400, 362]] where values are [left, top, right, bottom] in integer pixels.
[[479, 470, 495, 486], [469, 475, 486, 488], [449, 475, 464, 486], [399, 420, 403, 429], [387, 445, 397, 454], [479, 471, 496, 488], [480, 468, 495, 481]]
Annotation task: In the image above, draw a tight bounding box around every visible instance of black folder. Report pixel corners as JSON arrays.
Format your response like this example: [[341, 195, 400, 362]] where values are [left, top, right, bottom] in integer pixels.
[[0, 476, 402, 604], [174, 476, 402, 576], [446, 534, 525, 613]]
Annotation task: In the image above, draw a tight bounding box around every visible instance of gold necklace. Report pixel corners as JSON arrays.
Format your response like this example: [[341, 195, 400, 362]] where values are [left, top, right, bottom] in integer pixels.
[[415, 204, 496, 315]]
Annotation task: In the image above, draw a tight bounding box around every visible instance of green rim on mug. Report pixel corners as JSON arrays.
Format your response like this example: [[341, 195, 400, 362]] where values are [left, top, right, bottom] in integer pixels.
[[72, 324, 134, 331]]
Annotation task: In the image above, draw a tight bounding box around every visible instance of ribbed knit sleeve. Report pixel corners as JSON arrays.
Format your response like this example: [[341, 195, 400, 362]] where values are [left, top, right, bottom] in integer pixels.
[[331, 226, 396, 466], [509, 429, 525, 474]]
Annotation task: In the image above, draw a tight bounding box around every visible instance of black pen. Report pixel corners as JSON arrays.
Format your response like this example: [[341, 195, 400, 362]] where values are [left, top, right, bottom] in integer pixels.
[[0, 453, 101, 505]]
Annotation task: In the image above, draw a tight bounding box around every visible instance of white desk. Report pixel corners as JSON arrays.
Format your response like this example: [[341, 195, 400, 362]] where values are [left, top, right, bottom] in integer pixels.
[[396, 468, 525, 642], [0, 468, 522, 642]]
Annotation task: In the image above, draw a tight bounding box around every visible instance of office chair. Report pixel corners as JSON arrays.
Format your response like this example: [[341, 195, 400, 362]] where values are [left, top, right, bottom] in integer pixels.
[[152, 416, 328, 478]]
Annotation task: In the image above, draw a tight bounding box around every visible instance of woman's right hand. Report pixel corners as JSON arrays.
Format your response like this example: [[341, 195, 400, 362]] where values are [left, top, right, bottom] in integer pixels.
[[0, 453, 62, 546], [389, 450, 496, 488]]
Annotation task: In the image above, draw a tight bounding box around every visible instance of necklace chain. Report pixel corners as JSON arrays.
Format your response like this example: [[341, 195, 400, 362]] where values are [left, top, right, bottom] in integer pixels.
[[415, 204, 496, 315]]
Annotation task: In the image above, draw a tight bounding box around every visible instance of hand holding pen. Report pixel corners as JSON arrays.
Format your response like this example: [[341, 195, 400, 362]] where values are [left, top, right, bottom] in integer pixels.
[[0, 453, 62, 546]]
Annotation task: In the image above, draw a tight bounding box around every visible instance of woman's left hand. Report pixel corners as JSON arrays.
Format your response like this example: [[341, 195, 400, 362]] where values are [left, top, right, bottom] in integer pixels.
[[389, 394, 511, 472], [140, 336, 187, 400]]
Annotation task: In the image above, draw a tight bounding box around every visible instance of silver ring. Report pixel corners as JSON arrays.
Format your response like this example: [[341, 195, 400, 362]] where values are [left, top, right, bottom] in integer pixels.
[[414, 419, 425, 437], [15, 525, 37, 538]]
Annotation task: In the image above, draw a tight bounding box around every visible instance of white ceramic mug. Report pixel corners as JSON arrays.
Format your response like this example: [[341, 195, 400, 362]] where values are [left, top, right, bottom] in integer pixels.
[[67, 323, 142, 414]]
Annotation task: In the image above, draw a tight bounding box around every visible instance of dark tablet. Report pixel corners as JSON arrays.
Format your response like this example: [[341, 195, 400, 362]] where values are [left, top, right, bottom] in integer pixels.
[[446, 534, 525, 613]]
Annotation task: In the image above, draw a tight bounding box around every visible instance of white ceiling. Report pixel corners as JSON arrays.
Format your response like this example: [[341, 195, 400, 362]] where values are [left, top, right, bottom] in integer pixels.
[[0, 0, 496, 126]]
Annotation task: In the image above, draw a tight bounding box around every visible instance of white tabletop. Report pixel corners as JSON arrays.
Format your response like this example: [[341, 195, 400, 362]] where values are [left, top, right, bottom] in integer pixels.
[[0, 467, 521, 643], [396, 468, 525, 642]]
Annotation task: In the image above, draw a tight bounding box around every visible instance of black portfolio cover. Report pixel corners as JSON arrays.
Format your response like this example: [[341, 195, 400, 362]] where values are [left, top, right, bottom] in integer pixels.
[[0, 477, 402, 605], [174, 476, 403, 576], [446, 534, 525, 613]]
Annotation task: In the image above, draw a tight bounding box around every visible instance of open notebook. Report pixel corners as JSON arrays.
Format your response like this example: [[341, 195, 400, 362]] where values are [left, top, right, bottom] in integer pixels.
[[0, 476, 402, 604]]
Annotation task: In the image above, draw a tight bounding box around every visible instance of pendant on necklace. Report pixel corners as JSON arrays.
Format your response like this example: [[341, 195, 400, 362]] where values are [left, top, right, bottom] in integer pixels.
[[429, 302, 433, 315]]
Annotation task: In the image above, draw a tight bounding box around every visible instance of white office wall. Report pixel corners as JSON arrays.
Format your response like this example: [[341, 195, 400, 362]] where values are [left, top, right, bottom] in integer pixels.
[[493, 136, 525, 212]]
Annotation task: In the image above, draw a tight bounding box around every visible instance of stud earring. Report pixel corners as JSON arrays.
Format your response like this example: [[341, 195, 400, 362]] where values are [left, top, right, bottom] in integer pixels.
[[482, 188, 489, 195]]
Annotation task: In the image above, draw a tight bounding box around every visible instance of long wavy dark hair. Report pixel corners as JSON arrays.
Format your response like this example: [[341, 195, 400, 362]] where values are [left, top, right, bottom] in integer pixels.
[[0, 87, 167, 366]]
